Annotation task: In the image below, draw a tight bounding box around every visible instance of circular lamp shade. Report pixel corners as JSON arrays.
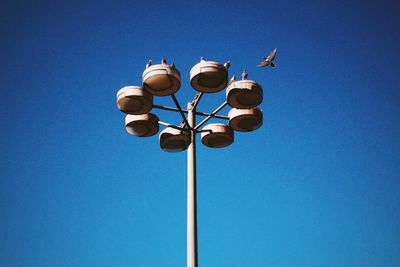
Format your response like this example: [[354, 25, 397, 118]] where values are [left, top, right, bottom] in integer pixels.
[[226, 80, 263, 109], [201, 123, 234, 148], [116, 86, 153, 115], [228, 108, 263, 132], [142, 64, 181, 96], [190, 61, 228, 93], [125, 113, 159, 137], [159, 127, 190, 152]]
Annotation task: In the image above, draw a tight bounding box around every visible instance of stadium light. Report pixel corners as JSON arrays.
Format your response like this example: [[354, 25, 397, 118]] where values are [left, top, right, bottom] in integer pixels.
[[116, 57, 264, 267]]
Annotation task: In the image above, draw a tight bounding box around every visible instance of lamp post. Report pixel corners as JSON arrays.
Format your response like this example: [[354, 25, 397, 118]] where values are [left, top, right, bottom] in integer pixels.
[[187, 102, 198, 267], [116, 58, 264, 267]]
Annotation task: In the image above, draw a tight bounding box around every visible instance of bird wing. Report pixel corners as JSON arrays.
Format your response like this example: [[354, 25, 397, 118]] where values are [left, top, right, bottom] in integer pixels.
[[258, 58, 270, 67], [258, 61, 268, 67], [267, 49, 277, 61], [258, 49, 277, 67]]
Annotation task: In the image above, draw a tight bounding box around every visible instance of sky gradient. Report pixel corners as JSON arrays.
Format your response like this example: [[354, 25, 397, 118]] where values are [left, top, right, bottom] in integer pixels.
[[1, 0, 400, 266]]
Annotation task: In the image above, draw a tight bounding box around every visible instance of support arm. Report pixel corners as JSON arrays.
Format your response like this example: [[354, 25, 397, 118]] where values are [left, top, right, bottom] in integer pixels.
[[194, 101, 228, 130]]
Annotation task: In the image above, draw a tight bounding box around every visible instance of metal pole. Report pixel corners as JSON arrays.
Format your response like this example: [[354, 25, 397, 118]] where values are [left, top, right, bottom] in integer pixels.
[[187, 102, 198, 267]]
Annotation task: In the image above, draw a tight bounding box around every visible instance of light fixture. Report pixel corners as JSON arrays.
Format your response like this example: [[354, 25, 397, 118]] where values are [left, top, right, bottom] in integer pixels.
[[226, 79, 263, 109], [142, 59, 181, 96], [125, 113, 159, 137], [116, 57, 271, 267], [228, 107, 263, 132], [190, 58, 229, 93], [200, 123, 234, 148], [159, 127, 190, 152], [117, 86, 153, 114]]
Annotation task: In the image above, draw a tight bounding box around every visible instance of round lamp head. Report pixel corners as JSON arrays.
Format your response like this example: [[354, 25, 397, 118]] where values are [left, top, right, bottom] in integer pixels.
[[228, 108, 263, 132], [125, 113, 159, 137], [116, 86, 153, 115], [159, 127, 190, 152], [226, 80, 263, 109], [142, 64, 181, 96], [190, 61, 228, 93], [201, 123, 234, 148]]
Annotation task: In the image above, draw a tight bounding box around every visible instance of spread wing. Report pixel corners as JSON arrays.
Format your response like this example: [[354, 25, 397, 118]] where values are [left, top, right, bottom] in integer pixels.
[[258, 49, 277, 67], [266, 48, 277, 61], [258, 60, 269, 67]]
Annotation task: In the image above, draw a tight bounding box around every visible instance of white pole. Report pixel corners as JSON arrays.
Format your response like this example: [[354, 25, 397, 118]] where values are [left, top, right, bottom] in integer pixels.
[[187, 102, 198, 267]]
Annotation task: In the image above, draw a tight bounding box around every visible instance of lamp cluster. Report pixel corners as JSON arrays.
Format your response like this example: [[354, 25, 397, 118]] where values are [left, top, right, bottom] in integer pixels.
[[116, 58, 264, 152]]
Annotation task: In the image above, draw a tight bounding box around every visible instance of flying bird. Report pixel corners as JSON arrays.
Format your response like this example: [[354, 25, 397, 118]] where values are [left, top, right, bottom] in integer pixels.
[[258, 48, 277, 68], [146, 60, 152, 68]]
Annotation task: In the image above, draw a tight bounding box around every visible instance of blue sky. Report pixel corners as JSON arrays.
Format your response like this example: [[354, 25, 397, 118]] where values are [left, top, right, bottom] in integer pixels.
[[1, 0, 400, 266]]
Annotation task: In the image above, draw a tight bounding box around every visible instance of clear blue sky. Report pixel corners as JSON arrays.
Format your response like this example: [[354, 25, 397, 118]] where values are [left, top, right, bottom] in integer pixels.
[[1, 0, 400, 266]]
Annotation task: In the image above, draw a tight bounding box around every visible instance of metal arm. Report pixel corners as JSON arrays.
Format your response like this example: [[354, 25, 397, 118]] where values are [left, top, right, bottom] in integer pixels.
[[195, 111, 228, 120], [153, 104, 188, 113], [171, 94, 191, 129], [153, 104, 228, 120], [158, 121, 188, 131], [194, 101, 228, 130]]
